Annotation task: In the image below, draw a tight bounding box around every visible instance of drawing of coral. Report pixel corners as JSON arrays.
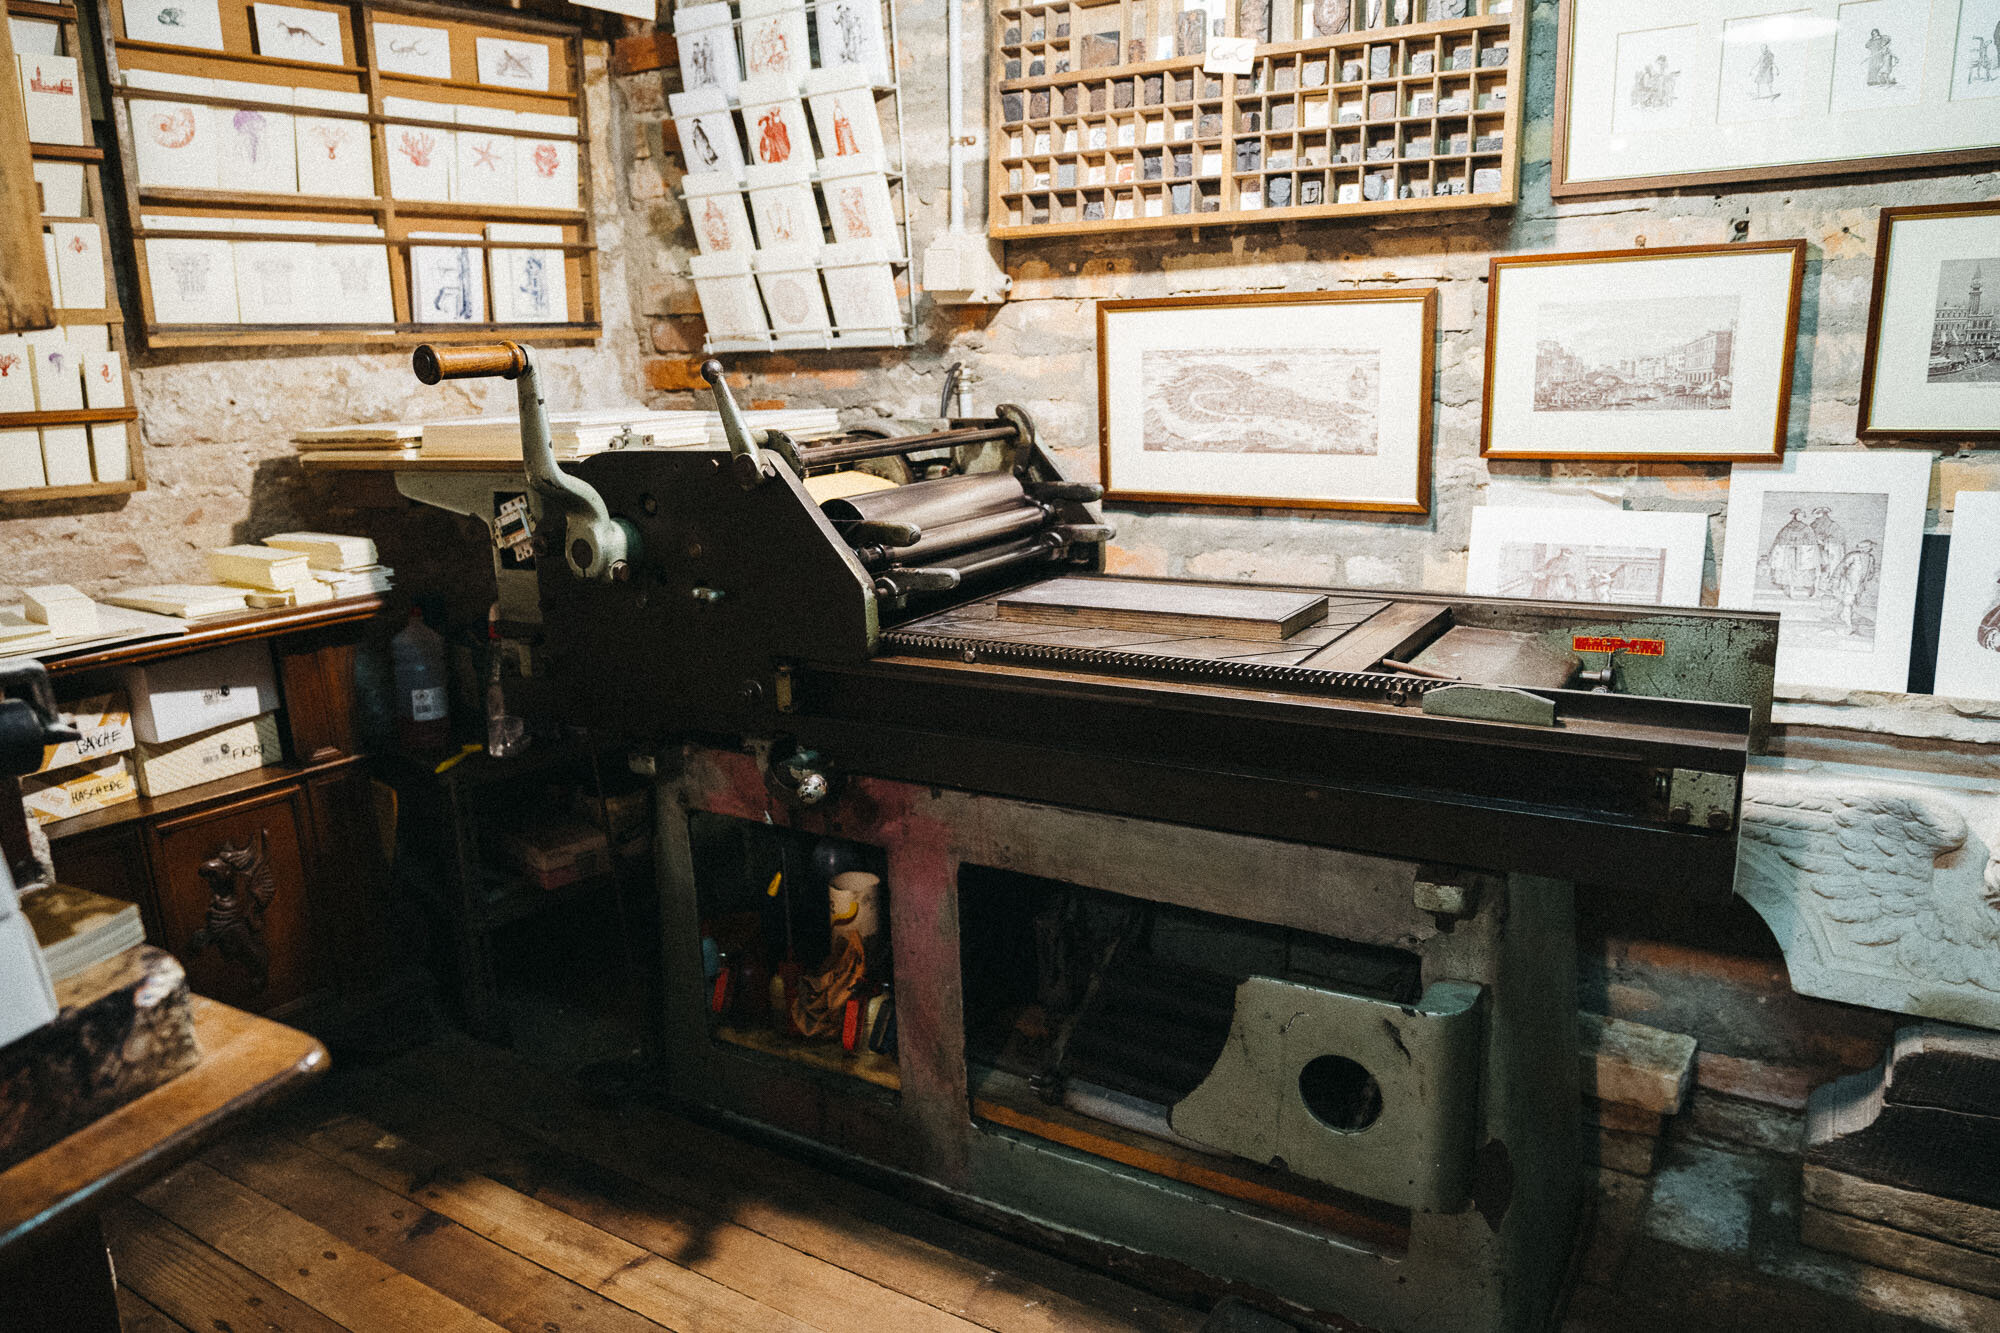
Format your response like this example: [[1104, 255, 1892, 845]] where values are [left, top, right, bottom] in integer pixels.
[[531, 143, 562, 178], [398, 130, 437, 166]]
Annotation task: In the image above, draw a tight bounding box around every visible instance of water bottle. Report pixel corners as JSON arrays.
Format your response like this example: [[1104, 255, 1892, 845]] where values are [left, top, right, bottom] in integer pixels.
[[390, 607, 450, 752]]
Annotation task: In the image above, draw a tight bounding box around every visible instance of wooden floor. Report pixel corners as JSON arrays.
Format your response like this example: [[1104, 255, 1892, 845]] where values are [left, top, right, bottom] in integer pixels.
[[105, 1033, 1208, 1333]]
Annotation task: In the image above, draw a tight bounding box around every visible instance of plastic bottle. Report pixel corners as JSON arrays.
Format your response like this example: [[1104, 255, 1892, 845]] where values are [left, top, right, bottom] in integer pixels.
[[390, 606, 451, 751]]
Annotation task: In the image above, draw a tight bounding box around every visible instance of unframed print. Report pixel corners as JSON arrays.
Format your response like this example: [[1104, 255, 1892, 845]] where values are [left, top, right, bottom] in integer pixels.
[[1469, 506, 1710, 607], [145, 237, 240, 323], [1098, 291, 1434, 512], [813, 0, 890, 84], [1484, 244, 1803, 460], [1934, 491, 2000, 700], [294, 88, 374, 197], [487, 223, 565, 324], [33, 162, 86, 217], [18, 54, 86, 145], [475, 37, 550, 91], [1860, 203, 2000, 437], [317, 244, 394, 324], [49, 221, 105, 310], [213, 80, 297, 195], [372, 22, 452, 79], [409, 244, 487, 323], [233, 240, 316, 323], [251, 5, 345, 65], [124, 0, 224, 50], [1719, 451, 1931, 691]]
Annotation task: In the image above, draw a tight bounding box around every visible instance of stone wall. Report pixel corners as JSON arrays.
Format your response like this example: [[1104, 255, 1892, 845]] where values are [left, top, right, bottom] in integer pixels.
[[0, 40, 647, 606], [616, 0, 1998, 599]]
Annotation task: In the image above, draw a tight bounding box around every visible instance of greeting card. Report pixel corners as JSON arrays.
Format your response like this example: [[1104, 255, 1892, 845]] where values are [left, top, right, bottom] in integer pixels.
[[454, 105, 517, 206], [474, 37, 550, 90], [514, 112, 579, 209], [79, 351, 125, 409], [89, 425, 130, 483], [212, 79, 297, 195], [0, 431, 46, 491], [40, 427, 91, 486], [50, 221, 106, 310], [372, 21, 451, 78], [145, 237, 241, 323], [487, 223, 565, 323], [127, 70, 221, 190], [32, 162, 84, 217], [0, 336, 35, 413], [27, 335, 82, 411], [383, 97, 455, 200], [318, 244, 394, 324], [294, 87, 374, 196], [409, 241, 486, 323], [18, 54, 86, 145], [233, 240, 317, 323], [124, 0, 224, 50], [251, 4, 344, 65]]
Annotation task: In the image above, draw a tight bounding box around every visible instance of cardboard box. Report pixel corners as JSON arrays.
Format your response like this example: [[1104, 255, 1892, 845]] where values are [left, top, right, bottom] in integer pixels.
[[35, 692, 133, 774], [133, 712, 282, 798], [502, 820, 611, 890], [123, 639, 279, 744], [21, 755, 136, 825]]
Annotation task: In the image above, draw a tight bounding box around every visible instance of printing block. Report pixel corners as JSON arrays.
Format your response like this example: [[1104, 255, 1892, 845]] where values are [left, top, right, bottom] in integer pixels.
[[409, 344, 1780, 1332]]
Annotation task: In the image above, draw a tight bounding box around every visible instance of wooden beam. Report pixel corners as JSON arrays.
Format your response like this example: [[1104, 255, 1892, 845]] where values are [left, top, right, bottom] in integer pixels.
[[0, 14, 55, 332]]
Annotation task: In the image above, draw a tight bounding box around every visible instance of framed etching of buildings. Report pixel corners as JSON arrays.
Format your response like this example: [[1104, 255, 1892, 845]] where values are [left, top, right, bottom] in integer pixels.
[[1858, 201, 2000, 441], [1933, 489, 2000, 701], [1482, 242, 1805, 463], [1097, 289, 1435, 514], [1552, 1, 2000, 197]]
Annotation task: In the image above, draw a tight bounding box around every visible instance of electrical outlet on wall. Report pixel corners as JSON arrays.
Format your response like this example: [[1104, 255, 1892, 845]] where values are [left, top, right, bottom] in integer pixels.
[[920, 232, 1011, 305]]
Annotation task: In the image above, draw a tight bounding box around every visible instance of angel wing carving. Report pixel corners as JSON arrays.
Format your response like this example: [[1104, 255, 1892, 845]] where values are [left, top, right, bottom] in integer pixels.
[[1738, 779, 2000, 1000]]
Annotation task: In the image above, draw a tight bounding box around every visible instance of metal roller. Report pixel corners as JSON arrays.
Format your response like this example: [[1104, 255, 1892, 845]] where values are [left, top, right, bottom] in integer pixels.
[[821, 470, 1030, 529]]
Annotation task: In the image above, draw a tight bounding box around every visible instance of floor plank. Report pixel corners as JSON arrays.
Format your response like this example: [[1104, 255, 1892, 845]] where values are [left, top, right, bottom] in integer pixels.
[[200, 1128, 666, 1333], [283, 1110, 825, 1333], [308, 1075, 995, 1333], [101, 1201, 347, 1333], [136, 1160, 509, 1333], [382, 1035, 1203, 1333], [113, 1285, 189, 1333]]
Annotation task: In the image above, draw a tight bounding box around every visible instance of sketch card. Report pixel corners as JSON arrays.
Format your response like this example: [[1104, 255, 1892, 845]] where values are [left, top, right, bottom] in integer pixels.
[[1934, 491, 2000, 700], [805, 81, 885, 161], [674, 3, 741, 96], [33, 162, 85, 217], [79, 351, 124, 409], [294, 88, 374, 197], [0, 337, 36, 414], [684, 178, 755, 255], [475, 37, 550, 91], [739, 84, 812, 169], [514, 113, 579, 210], [40, 427, 91, 486], [813, 0, 890, 85], [89, 425, 129, 482], [1717, 11, 1813, 124], [0, 431, 46, 490], [744, 170, 821, 249], [487, 223, 565, 324], [232, 240, 315, 323], [383, 98, 455, 200], [213, 80, 297, 195], [50, 222, 105, 310], [124, 0, 224, 50], [1611, 24, 1698, 134], [26, 334, 82, 411], [126, 70, 221, 189], [672, 106, 745, 180], [454, 106, 518, 206], [145, 237, 240, 324], [65, 324, 109, 357], [19, 54, 87, 145], [251, 4, 345, 65], [317, 244, 394, 324], [739, 0, 810, 88], [10, 18, 59, 55], [1953, 0, 2000, 99], [1720, 451, 1931, 691], [820, 169, 896, 250], [1467, 506, 1709, 607], [754, 251, 832, 338], [372, 22, 452, 79], [1831, 0, 1927, 112], [410, 244, 487, 323]]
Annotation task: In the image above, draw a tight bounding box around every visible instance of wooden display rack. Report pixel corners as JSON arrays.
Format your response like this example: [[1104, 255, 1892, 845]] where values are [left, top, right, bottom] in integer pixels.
[[989, 0, 1524, 238], [7, 0, 146, 503], [95, 0, 602, 348]]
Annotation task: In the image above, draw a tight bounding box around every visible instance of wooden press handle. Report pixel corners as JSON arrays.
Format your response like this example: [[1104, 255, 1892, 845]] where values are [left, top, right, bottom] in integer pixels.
[[411, 341, 529, 384]]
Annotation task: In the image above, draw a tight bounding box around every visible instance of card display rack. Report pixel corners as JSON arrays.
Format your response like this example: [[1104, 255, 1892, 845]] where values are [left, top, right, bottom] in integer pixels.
[[94, 0, 602, 348], [8, 0, 147, 503], [989, 0, 1523, 238]]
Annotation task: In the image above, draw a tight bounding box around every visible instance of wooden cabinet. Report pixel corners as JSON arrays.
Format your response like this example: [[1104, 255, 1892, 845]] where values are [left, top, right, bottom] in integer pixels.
[[41, 600, 396, 1027]]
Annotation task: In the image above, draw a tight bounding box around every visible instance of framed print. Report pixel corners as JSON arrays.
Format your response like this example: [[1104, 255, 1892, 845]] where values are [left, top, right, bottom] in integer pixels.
[[1552, 1, 2000, 198], [1858, 201, 2000, 441], [1482, 242, 1805, 463], [1466, 505, 1711, 607], [1934, 490, 2000, 701], [1097, 290, 1435, 514], [1719, 450, 1932, 690]]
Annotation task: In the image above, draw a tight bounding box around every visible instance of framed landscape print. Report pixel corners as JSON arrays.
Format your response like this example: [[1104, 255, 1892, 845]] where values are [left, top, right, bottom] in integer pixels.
[[1552, 1, 2000, 197], [1858, 201, 2000, 441], [1933, 490, 2000, 701], [1719, 450, 1932, 690], [1097, 290, 1436, 514], [1482, 242, 1805, 462], [1466, 506, 1712, 607]]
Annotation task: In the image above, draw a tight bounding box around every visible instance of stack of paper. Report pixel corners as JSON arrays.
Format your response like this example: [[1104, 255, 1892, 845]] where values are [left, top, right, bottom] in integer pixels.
[[417, 408, 843, 457], [317, 565, 395, 598], [22, 585, 97, 638], [207, 544, 313, 591], [264, 531, 378, 571], [20, 885, 145, 982], [102, 585, 251, 618]]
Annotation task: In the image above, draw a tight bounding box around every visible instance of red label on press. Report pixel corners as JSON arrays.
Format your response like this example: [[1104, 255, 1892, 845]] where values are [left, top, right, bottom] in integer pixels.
[[1573, 636, 1666, 657]]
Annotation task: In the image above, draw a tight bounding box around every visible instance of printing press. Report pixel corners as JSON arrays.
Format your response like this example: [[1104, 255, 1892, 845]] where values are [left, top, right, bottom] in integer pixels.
[[411, 343, 1780, 1333]]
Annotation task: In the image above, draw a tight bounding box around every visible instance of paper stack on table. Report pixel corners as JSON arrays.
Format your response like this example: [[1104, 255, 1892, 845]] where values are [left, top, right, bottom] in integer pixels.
[[22, 585, 97, 639], [102, 585, 250, 619], [205, 533, 395, 606]]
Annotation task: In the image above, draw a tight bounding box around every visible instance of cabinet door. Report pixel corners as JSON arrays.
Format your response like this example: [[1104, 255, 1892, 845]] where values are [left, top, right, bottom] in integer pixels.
[[48, 826, 161, 940], [149, 786, 318, 1012]]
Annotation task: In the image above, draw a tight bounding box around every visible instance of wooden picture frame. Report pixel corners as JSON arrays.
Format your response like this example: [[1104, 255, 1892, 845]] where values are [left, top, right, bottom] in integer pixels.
[[1097, 288, 1435, 514], [1481, 241, 1806, 464], [1551, 0, 2000, 199], [1857, 200, 2000, 443]]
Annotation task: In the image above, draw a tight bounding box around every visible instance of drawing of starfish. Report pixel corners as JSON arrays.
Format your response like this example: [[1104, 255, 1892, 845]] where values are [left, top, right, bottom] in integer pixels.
[[472, 141, 501, 170]]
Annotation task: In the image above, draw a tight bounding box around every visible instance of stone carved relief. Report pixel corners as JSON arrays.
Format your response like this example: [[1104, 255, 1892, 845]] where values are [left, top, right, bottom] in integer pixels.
[[1737, 770, 2000, 1028]]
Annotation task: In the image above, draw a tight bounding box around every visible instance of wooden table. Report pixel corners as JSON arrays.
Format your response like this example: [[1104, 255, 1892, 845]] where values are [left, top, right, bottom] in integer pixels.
[[0, 996, 327, 1330]]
